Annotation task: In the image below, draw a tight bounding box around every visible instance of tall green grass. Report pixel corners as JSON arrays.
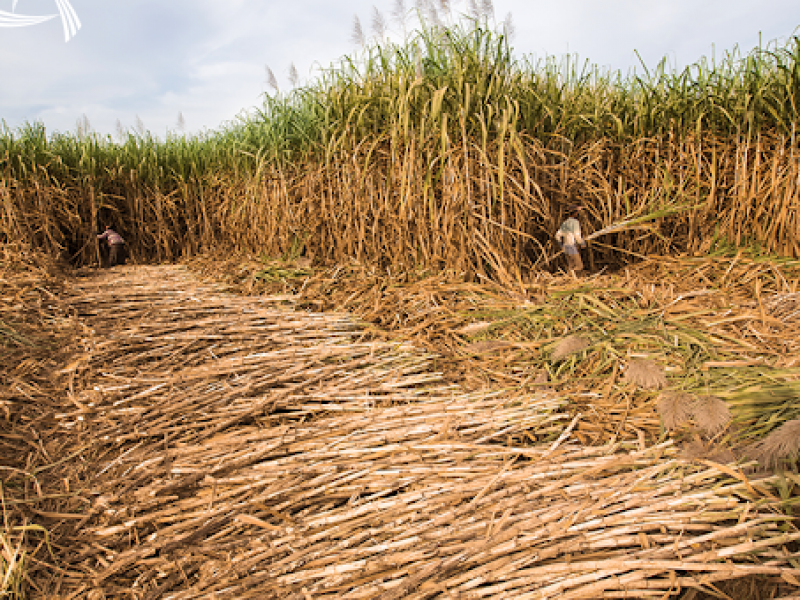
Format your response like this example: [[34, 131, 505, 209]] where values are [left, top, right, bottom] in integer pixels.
[[1, 19, 798, 273]]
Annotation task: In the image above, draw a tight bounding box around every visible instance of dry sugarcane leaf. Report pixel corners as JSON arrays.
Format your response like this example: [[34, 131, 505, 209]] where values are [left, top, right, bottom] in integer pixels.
[[464, 340, 513, 354]]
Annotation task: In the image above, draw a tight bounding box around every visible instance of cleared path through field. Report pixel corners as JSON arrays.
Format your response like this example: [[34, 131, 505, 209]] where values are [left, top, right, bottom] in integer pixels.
[[57, 265, 799, 599]]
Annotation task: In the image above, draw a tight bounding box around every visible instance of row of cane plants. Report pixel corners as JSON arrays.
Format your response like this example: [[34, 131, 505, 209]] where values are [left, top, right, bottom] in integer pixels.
[[1, 19, 799, 270]]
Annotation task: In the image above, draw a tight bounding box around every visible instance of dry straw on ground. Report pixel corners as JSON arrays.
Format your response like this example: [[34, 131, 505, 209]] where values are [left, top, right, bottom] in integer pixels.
[[189, 251, 800, 446], [5, 252, 800, 598], [464, 339, 514, 354], [0, 243, 84, 596], [765, 293, 800, 323], [39, 265, 798, 598]]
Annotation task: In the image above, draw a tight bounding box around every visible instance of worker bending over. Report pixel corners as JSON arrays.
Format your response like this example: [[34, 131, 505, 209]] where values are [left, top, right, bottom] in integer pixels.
[[97, 225, 127, 267]]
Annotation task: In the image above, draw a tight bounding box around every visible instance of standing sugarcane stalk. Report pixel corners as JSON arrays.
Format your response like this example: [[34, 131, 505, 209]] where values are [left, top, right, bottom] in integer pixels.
[[89, 184, 101, 267]]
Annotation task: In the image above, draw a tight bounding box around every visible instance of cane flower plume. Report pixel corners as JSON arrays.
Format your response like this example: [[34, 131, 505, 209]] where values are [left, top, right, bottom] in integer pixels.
[[692, 395, 732, 435], [551, 335, 590, 362], [752, 419, 800, 468], [623, 358, 667, 390], [657, 391, 695, 430]]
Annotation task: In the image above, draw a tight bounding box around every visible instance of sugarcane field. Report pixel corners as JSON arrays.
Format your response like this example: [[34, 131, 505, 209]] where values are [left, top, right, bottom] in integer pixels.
[[2, 6, 800, 600]]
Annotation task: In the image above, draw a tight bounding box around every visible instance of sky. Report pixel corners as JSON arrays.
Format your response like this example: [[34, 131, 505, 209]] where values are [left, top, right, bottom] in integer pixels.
[[1, 0, 798, 139]]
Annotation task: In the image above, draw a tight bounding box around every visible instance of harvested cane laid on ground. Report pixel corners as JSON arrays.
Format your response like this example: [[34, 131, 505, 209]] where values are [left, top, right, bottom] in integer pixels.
[[25, 262, 793, 598], [190, 252, 800, 448]]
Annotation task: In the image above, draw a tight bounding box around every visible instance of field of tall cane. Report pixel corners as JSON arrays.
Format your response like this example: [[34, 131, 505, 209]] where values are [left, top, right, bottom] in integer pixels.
[[1, 17, 799, 275]]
